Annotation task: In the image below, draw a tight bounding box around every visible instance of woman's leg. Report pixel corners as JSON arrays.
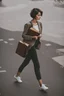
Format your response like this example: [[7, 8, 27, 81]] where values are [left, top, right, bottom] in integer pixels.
[[16, 50, 31, 76], [14, 49, 32, 82], [30, 46, 42, 86], [31, 47, 48, 90]]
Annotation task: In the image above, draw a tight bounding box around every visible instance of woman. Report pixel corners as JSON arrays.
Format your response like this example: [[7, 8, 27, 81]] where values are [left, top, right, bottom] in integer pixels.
[[14, 8, 48, 91]]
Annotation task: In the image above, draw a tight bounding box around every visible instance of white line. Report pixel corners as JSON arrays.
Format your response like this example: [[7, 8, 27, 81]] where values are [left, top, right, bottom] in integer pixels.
[[0, 70, 6, 73], [8, 38, 15, 41], [45, 43, 52, 46], [4, 41, 8, 44]]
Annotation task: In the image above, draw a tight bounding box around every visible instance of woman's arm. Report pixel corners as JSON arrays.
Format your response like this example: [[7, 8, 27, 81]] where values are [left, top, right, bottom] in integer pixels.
[[37, 22, 43, 39], [40, 22, 43, 34], [22, 23, 33, 40]]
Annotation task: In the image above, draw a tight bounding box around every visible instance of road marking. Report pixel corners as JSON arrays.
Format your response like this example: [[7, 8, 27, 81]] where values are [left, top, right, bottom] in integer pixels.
[[0, 70, 6, 73], [52, 55, 64, 67], [4, 41, 8, 44], [8, 38, 15, 41], [45, 43, 52, 46]]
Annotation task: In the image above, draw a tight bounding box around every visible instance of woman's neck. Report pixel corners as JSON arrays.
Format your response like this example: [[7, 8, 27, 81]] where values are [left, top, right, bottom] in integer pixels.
[[31, 19, 38, 25], [32, 19, 37, 23]]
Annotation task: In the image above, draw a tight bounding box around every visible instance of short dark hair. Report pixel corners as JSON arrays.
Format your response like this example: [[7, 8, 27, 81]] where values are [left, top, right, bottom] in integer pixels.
[[30, 8, 43, 18]]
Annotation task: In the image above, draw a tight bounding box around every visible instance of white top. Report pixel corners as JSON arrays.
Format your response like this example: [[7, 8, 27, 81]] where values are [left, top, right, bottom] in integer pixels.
[[33, 24, 39, 32]]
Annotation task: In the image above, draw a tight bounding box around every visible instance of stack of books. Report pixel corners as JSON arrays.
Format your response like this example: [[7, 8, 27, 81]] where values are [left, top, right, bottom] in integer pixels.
[[27, 27, 40, 36]]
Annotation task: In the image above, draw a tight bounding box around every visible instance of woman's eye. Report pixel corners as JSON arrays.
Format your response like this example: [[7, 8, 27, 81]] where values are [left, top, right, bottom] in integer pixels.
[[38, 14, 41, 16]]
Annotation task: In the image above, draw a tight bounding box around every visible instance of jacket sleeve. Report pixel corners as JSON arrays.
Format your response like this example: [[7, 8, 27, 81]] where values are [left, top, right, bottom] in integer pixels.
[[39, 22, 43, 38], [40, 22, 43, 34], [22, 23, 33, 40]]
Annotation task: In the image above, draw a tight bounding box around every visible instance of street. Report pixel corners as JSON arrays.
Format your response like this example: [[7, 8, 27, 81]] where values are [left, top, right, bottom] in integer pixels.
[[0, 0, 64, 96]]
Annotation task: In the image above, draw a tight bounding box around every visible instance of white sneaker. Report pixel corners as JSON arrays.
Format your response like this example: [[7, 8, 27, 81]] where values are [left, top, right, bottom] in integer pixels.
[[14, 75, 22, 83], [40, 84, 48, 91]]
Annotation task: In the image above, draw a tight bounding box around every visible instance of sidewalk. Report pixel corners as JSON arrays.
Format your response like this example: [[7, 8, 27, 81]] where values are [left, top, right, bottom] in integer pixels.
[[0, 0, 28, 7]]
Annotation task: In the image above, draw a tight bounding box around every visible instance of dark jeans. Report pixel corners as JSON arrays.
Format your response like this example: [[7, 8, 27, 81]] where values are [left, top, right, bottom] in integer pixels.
[[18, 46, 41, 80]]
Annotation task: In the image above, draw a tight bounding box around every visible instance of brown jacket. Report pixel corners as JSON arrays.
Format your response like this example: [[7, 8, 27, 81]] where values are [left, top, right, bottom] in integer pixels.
[[22, 21, 42, 47]]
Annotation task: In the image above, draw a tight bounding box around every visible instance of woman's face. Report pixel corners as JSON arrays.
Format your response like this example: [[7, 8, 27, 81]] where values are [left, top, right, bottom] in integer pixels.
[[35, 12, 41, 20]]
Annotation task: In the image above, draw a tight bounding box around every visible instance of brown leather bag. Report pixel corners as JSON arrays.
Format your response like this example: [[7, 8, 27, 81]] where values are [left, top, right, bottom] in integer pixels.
[[16, 41, 30, 57]]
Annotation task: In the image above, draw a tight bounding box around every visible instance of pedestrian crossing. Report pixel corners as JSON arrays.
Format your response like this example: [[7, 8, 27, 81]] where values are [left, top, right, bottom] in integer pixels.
[[0, 38, 15, 45]]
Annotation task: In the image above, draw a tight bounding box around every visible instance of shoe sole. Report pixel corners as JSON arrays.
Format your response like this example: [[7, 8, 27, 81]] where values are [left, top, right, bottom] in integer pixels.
[[39, 86, 48, 91]]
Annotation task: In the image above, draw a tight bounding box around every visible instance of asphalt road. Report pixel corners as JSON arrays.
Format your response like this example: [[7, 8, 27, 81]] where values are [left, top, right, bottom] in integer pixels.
[[0, 0, 64, 96]]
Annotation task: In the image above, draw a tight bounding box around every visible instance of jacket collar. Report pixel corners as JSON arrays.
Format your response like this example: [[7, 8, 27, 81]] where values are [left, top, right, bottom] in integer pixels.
[[30, 20, 40, 31]]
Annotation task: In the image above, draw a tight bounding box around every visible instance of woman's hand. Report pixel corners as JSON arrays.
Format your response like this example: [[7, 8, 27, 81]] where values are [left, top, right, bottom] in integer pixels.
[[32, 34, 42, 40], [32, 36, 38, 40], [38, 34, 42, 38]]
